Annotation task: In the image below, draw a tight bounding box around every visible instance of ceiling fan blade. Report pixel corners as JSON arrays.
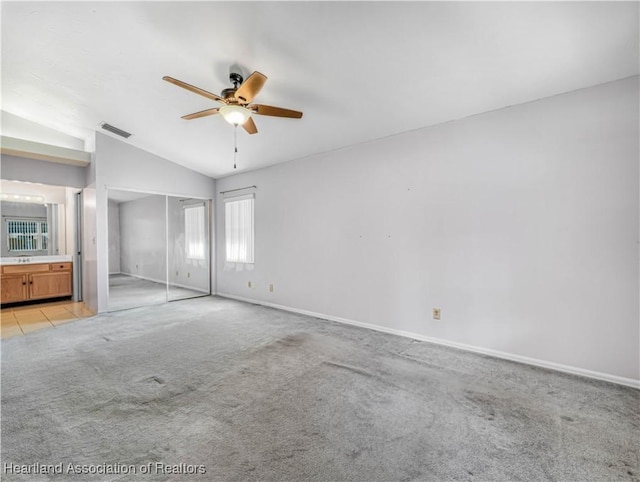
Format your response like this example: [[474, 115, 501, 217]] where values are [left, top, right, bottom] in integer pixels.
[[242, 117, 258, 135], [181, 107, 220, 120], [251, 104, 303, 119], [163, 76, 225, 103], [234, 71, 267, 104]]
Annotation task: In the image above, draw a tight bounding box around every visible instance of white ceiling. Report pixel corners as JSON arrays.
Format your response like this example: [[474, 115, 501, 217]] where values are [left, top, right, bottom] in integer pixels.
[[2, 2, 638, 179]]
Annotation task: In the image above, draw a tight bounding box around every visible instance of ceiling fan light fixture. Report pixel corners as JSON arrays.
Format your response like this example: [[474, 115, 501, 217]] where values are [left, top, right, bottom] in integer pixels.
[[164, 70, 302, 136], [219, 105, 252, 126]]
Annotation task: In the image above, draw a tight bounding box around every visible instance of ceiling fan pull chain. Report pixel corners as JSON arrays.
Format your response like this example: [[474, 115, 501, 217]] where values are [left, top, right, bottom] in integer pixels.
[[233, 124, 238, 169]]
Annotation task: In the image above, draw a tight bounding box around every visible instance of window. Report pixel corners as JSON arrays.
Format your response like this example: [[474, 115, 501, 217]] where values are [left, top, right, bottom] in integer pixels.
[[225, 194, 254, 263], [184, 204, 206, 260], [6, 218, 48, 252]]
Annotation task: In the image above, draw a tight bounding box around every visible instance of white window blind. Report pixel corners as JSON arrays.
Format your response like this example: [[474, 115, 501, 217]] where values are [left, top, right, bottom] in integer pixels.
[[6, 218, 48, 252], [225, 194, 254, 263], [184, 204, 206, 260]]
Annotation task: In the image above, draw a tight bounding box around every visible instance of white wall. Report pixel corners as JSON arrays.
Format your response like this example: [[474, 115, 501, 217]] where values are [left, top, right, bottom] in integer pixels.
[[216, 77, 639, 384], [91, 132, 215, 312], [81, 133, 98, 312], [118, 195, 167, 282], [1, 154, 86, 188], [107, 200, 121, 274]]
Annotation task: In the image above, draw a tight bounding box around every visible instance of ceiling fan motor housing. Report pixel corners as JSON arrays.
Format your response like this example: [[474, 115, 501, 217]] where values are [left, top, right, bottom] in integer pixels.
[[229, 72, 243, 88], [223, 72, 245, 102]]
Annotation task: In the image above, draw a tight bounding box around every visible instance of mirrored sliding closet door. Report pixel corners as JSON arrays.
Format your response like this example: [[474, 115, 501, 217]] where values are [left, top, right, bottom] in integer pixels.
[[107, 189, 211, 311]]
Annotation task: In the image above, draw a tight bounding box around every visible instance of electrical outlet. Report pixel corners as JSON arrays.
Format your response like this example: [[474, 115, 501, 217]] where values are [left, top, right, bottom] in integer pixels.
[[269, 284, 274, 292], [248, 281, 252, 288], [433, 308, 441, 320]]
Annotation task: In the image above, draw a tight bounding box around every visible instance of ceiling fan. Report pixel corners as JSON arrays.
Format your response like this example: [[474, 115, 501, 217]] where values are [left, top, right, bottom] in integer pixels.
[[163, 71, 303, 135]]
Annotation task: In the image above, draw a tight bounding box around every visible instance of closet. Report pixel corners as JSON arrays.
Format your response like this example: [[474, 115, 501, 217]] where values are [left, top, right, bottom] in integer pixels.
[[107, 188, 211, 311]]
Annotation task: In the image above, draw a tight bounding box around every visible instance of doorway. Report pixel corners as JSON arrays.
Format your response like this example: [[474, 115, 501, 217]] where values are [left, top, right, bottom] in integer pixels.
[[0, 180, 83, 304]]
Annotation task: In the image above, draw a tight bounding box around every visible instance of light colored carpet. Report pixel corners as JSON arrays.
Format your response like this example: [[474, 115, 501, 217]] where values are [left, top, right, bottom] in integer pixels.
[[1, 296, 638, 481]]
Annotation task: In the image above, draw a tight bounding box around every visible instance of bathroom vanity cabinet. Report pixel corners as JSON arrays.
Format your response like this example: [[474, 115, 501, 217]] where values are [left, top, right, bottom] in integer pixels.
[[1, 262, 72, 303]]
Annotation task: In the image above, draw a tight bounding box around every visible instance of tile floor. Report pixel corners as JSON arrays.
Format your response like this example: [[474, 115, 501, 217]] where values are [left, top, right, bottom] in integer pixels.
[[1, 300, 94, 339]]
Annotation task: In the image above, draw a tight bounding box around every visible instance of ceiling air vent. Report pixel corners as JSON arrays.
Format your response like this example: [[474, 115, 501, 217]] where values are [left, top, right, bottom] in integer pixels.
[[100, 122, 132, 139]]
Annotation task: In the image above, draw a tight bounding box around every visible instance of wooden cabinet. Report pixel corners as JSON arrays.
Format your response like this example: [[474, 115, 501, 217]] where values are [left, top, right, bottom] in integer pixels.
[[1, 274, 28, 303], [1, 262, 72, 304]]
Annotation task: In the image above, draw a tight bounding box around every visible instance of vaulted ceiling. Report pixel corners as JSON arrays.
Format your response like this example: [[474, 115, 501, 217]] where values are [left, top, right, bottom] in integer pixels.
[[2, 2, 638, 178]]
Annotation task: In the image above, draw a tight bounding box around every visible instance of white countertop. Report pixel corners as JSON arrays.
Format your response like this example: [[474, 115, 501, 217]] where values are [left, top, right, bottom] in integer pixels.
[[1, 255, 73, 265]]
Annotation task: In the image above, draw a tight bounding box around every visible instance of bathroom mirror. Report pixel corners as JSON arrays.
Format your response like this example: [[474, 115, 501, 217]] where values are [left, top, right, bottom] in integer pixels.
[[0, 201, 66, 257]]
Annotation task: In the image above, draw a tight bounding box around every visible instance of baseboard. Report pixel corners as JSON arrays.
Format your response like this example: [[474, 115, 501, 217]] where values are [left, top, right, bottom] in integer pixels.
[[215, 292, 640, 390]]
